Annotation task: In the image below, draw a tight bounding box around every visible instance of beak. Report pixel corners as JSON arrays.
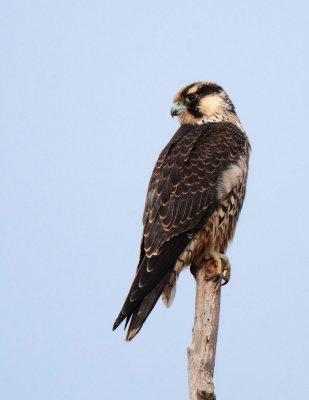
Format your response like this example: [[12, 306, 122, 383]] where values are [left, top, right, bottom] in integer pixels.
[[170, 102, 186, 117]]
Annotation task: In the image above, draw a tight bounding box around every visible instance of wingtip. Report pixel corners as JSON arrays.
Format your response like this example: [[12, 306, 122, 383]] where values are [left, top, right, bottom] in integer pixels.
[[113, 316, 139, 341], [112, 316, 122, 331], [113, 312, 132, 332]]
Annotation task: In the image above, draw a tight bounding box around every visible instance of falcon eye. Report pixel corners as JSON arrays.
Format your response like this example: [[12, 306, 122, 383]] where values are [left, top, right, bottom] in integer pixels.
[[185, 93, 198, 102]]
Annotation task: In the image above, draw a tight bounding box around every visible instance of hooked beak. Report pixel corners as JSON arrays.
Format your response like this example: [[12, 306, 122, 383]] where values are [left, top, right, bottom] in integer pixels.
[[170, 102, 186, 117]]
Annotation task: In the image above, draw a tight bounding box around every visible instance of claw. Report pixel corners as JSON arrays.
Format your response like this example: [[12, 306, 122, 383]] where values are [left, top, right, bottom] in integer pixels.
[[207, 251, 231, 285]]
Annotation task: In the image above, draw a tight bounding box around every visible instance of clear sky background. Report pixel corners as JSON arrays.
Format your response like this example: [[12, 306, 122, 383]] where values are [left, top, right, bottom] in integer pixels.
[[1, 1, 309, 399]]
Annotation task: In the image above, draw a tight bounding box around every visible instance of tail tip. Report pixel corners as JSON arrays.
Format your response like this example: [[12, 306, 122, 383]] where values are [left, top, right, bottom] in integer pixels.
[[125, 325, 141, 341]]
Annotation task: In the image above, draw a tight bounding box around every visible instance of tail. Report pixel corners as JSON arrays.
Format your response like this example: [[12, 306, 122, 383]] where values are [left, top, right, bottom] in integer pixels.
[[161, 270, 177, 308], [124, 275, 169, 341], [112, 233, 191, 340]]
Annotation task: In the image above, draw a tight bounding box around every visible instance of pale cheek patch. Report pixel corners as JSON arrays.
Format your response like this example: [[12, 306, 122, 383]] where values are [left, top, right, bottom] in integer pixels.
[[199, 94, 226, 117], [217, 156, 247, 201]]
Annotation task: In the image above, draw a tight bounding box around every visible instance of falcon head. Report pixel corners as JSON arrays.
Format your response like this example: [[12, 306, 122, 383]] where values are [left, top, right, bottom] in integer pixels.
[[171, 81, 237, 125]]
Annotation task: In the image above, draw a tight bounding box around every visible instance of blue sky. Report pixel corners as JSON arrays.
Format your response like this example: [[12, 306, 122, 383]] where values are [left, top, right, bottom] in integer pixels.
[[1, 1, 309, 399]]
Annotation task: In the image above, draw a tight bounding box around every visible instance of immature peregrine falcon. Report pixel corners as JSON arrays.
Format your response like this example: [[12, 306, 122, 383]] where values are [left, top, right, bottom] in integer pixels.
[[113, 82, 250, 341]]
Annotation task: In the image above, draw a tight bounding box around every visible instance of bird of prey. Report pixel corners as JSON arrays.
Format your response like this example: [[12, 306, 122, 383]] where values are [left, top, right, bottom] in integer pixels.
[[113, 81, 250, 341]]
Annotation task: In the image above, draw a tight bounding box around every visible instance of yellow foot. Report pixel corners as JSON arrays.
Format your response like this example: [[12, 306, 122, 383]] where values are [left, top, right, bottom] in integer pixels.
[[206, 250, 231, 286]]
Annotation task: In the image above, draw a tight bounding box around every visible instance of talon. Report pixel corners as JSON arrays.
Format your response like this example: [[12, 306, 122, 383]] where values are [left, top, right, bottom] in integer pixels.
[[206, 250, 231, 285], [221, 257, 231, 285]]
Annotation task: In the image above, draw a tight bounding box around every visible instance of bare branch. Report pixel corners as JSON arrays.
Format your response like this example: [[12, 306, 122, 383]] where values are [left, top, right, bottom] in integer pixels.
[[188, 260, 221, 400]]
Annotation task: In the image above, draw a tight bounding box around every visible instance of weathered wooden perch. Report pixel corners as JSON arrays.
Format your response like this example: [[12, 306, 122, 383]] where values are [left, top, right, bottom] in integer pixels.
[[188, 260, 222, 400]]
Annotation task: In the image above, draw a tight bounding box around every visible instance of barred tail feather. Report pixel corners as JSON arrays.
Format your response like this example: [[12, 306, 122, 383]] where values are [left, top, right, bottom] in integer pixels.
[[162, 271, 177, 307], [112, 233, 191, 339], [125, 275, 169, 341]]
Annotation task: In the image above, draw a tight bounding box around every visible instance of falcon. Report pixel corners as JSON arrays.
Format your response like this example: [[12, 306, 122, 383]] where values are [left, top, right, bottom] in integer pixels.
[[113, 81, 250, 341]]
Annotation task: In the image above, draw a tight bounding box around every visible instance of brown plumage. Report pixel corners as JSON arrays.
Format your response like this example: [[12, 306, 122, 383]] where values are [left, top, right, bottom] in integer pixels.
[[113, 81, 250, 340]]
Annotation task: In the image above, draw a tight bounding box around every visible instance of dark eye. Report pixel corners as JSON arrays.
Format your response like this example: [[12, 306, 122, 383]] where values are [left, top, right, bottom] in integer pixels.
[[186, 93, 198, 102]]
